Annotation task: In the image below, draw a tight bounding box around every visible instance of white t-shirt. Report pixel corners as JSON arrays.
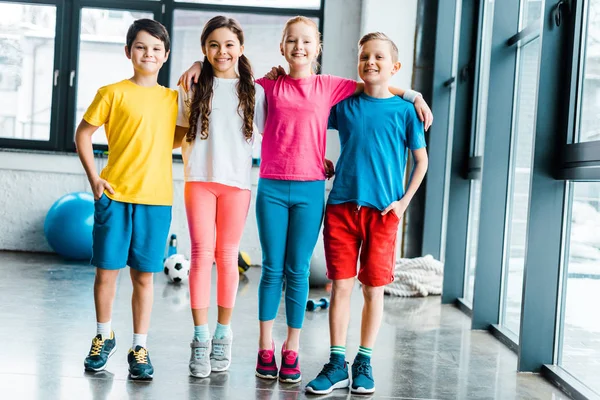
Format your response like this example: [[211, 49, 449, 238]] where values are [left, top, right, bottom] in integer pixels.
[[177, 78, 267, 190]]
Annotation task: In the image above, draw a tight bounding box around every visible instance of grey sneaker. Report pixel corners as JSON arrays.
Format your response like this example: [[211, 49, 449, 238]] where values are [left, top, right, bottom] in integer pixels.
[[210, 335, 233, 372], [189, 339, 211, 378]]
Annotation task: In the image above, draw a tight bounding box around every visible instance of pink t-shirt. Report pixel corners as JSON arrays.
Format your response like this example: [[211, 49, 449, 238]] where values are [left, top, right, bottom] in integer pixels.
[[256, 74, 357, 181]]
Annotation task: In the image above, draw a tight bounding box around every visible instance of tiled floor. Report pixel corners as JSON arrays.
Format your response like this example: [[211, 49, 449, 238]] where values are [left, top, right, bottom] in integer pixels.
[[0, 252, 570, 399]]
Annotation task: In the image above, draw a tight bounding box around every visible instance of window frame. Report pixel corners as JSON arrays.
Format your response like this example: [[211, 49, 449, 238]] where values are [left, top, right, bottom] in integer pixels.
[[0, 0, 324, 154]]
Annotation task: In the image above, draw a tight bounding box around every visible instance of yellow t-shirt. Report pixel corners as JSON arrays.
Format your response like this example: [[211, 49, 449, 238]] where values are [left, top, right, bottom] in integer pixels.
[[83, 79, 178, 206]]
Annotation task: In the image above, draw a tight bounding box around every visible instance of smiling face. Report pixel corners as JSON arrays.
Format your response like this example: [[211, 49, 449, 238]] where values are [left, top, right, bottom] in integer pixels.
[[202, 27, 243, 79], [280, 21, 319, 74], [358, 39, 401, 85], [125, 30, 169, 76]]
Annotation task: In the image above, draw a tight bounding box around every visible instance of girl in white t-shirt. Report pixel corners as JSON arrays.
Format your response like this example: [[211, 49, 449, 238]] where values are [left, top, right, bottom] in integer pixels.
[[174, 15, 266, 379]]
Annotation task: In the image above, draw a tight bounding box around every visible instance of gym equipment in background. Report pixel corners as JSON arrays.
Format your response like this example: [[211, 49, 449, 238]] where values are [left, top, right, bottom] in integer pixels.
[[306, 297, 329, 311], [44, 192, 94, 260]]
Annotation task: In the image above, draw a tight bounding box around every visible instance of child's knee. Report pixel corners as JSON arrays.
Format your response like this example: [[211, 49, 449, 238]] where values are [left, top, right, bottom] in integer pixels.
[[95, 268, 119, 286], [130, 270, 154, 288], [362, 284, 384, 301], [332, 279, 354, 297]]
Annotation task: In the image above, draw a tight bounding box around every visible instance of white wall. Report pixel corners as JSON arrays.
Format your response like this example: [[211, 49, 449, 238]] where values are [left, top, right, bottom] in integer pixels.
[[0, 0, 420, 263]]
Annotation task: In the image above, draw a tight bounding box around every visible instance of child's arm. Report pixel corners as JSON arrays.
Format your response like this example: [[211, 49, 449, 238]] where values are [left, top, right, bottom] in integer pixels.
[[75, 120, 114, 200], [178, 62, 202, 92], [381, 148, 428, 218], [173, 126, 188, 149]]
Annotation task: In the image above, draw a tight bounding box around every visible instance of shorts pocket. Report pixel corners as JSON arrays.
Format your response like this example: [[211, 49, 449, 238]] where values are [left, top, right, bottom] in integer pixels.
[[94, 194, 113, 224]]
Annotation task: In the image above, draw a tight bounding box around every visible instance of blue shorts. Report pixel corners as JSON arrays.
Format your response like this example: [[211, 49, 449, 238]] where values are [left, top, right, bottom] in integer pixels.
[[91, 194, 172, 273]]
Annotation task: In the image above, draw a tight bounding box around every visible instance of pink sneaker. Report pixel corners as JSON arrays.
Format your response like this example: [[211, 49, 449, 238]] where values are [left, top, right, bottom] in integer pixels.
[[279, 341, 301, 383], [255, 342, 278, 380]]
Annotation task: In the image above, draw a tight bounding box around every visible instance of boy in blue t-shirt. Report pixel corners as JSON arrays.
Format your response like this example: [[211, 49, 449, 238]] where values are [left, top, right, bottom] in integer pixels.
[[306, 32, 429, 395]]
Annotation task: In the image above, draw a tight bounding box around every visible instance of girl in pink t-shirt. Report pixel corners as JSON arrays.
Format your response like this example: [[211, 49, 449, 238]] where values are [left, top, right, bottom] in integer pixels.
[[179, 16, 432, 383]]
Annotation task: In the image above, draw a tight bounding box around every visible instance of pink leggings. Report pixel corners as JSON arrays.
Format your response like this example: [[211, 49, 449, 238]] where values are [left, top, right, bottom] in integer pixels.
[[185, 181, 251, 309]]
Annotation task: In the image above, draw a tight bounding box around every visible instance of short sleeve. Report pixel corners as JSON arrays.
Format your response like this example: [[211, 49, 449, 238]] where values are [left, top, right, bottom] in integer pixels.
[[254, 83, 267, 133], [255, 76, 276, 94], [83, 89, 111, 127], [328, 105, 338, 130], [177, 86, 191, 128], [405, 106, 426, 150], [327, 75, 358, 107]]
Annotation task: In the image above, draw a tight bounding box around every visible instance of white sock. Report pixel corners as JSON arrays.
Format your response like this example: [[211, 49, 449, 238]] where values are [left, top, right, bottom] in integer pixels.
[[97, 321, 111, 339], [132, 333, 147, 349]]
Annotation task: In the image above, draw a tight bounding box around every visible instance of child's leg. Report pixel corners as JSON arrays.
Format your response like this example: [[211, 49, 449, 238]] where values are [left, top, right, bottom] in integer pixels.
[[94, 268, 120, 325], [256, 178, 290, 350], [359, 285, 385, 349], [351, 206, 398, 394], [283, 180, 326, 350], [184, 182, 218, 328], [214, 184, 251, 325], [130, 269, 154, 337], [323, 203, 362, 354]]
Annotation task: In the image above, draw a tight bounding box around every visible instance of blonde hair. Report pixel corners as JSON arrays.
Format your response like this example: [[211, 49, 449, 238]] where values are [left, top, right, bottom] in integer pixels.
[[358, 32, 399, 62], [281, 16, 322, 72]]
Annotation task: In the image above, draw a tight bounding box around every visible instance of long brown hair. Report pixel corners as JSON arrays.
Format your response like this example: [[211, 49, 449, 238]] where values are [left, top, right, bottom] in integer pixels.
[[187, 16, 255, 142]]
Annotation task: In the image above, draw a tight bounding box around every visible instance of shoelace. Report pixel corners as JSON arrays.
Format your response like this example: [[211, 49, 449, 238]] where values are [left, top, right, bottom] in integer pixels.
[[134, 348, 148, 364], [212, 343, 225, 358], [89, 337, 104, 357], [319, 362, 339, 378], [193, 346, 207, 360], [354, 361, 372, 376]]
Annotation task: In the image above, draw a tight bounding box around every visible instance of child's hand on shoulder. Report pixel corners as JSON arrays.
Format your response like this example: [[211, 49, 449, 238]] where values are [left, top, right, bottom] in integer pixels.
[[90, 176, 115, 200], [382, 198, 409, 220], [264, 65, 286, 80]]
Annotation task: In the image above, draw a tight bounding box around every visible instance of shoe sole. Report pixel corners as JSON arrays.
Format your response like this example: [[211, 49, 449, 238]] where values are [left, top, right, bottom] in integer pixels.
[[211, 361, 231, 372], [189, 369, 211, 378], [279, 375, 302, 384], [255, 371, 278, 380], [84, 344, 117, 372], [129, 373, 153, 381], [351, 386, 375, 394], [305, 378, 350, 394]]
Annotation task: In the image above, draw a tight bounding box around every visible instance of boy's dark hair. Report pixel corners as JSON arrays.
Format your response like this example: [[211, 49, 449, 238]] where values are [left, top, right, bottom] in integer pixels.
[[126, 19, 170, 53]]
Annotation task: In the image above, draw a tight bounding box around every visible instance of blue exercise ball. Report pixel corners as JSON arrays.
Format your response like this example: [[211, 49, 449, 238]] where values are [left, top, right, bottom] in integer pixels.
[[44, 192, 95, 260]]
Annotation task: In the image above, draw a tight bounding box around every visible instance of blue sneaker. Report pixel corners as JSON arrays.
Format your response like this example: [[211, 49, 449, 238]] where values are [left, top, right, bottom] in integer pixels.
[[127, 346, 154, 380], [305, 360, 350, 395], [351, 357, 375, 394], [84, 332, 116, 372]]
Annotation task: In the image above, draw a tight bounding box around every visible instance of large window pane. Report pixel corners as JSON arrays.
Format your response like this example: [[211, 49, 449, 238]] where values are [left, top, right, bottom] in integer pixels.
[[559, 182, 600, 394], [174, 0, 321, 9], [0, 3, 56, 141], [500, 0, 543, 337], [577, 0, 600, 143], [75, 8, 154, 145], [463, 0, 494, 305]]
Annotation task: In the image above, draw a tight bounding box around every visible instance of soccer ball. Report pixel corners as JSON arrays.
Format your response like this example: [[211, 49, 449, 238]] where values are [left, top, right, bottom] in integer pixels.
[[163, 254, 190, 283]]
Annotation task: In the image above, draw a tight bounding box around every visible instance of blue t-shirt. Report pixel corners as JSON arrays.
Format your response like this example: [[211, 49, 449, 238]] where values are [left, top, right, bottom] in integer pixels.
[[327, 93, 426, 211]]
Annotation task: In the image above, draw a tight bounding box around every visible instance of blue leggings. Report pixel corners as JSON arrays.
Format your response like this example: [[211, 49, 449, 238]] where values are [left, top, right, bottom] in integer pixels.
[[256, 178, 325, 329]]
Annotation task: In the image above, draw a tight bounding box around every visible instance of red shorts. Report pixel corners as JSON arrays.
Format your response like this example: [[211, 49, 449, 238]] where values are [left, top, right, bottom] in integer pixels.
[[323, 203, 400, 287]]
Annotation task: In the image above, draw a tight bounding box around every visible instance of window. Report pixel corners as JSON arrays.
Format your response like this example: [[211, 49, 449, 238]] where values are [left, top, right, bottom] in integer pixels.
[[558, 182, 600, 394], [0, 3, 56, 141], [576, 0, 600, 143], [500, 0, 543, 337], [173, 0, 321, 9], [463, 0, 495, 305]]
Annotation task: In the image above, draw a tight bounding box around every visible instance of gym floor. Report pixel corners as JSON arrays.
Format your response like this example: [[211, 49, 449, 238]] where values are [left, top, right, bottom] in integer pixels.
[[0, 251, 568, 399]]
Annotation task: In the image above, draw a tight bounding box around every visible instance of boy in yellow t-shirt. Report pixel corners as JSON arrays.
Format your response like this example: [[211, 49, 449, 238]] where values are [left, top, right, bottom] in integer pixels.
[[75, 19, 177, 380]]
